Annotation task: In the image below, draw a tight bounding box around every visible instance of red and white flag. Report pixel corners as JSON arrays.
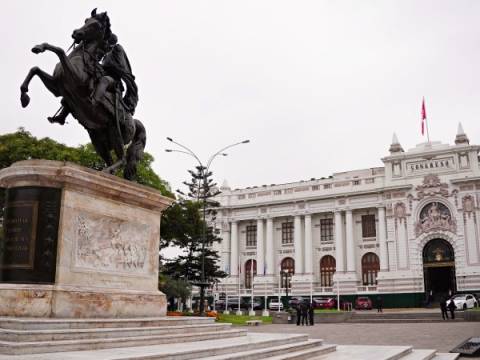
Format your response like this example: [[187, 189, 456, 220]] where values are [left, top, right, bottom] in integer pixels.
[[421, 98, 427, 136]]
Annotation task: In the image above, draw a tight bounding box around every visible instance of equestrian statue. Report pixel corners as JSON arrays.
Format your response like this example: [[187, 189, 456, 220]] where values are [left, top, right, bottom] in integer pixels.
[[20, 8, 146, 180]]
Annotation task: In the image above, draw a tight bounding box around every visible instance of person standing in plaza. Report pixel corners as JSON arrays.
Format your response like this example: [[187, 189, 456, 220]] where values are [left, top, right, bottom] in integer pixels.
[[376, 296, 383, 313], [301, 302, 308, 326], [308, 303, 314, 326], [440, 297, 449, 320], [447, 298, 457, 320], [296, 305, 301, 326]]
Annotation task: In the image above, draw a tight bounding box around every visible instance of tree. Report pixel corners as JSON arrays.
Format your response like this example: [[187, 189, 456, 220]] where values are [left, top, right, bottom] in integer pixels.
[[0, 128, 174, 247], [0, 128, 174, 197], [158, 273, 192, 311], [161, 166, 227, 314]]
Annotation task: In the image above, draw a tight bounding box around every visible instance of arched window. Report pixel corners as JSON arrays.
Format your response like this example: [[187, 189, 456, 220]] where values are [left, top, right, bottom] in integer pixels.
[[320, 255, 336, 287], [361, 252, 380, 286], [245, 259, 257, 289], [280, 257, 294, 288]]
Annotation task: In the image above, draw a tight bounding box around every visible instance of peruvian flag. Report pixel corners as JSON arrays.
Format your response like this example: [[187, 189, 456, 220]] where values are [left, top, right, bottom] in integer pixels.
[[421, 98, 427, 135]]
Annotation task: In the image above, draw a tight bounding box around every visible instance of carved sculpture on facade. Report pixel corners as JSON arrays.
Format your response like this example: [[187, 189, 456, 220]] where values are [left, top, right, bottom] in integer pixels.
[[415, 201, 456, 236], [415, 174, 449, 199], [394, 202, 407, 219], [462, 195, 475, 213]]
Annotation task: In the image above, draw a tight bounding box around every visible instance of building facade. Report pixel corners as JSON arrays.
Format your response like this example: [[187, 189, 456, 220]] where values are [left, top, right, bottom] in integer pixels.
[[213, 125, 480, 307]]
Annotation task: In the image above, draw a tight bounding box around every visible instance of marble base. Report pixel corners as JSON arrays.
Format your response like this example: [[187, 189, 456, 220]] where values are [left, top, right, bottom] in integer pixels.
[[0, 284, 166, 318], [0, 161, 173, 318]]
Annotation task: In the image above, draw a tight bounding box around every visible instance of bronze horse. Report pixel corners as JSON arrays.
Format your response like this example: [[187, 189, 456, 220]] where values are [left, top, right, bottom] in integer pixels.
[[20, 9, 146, 180]]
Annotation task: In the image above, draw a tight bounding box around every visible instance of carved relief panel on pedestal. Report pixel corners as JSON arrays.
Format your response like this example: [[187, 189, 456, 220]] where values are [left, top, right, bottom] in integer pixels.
[[74, 210, 151, 275]]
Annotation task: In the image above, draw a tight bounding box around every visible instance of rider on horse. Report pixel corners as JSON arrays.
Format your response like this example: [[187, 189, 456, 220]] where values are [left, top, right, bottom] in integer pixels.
[[49, 16, 138, 126]]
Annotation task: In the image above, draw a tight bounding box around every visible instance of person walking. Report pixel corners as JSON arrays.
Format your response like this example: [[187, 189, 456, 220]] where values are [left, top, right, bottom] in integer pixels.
[[376, 296, 383, 313], [308, 303, 315, 326], [296, 304, 301, 326], [447, 298, 457, 320], [440, 297, 449, 320]]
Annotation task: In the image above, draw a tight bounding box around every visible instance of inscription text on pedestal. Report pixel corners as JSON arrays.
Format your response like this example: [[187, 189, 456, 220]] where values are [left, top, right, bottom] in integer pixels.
[[1, 201, 38, 269]]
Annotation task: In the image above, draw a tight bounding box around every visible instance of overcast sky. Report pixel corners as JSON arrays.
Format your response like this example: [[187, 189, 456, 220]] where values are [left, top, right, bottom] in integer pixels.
[[2, 0, 480, 195]]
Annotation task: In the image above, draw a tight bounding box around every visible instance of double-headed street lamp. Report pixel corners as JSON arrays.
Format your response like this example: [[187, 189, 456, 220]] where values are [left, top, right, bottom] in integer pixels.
[[165, 137, 250, 316]]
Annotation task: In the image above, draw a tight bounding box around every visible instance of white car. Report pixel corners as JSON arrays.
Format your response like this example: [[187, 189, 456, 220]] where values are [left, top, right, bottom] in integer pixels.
[[268, 300, 284, 311], [447, 294, 478, 310]]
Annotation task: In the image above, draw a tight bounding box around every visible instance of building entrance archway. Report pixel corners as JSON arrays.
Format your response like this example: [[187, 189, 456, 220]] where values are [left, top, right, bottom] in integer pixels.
[[423, 238, 456, 302]]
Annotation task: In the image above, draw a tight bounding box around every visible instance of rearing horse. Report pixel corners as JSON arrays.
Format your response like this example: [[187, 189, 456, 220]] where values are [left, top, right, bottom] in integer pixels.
[[20, 9, 146, 180]]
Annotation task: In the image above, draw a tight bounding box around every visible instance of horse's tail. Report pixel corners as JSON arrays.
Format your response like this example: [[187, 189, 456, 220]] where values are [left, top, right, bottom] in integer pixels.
[[124, 119, 146, 180]]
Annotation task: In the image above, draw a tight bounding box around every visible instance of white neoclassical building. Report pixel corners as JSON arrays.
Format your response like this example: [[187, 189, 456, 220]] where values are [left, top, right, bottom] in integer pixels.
[[213, 125, 480, 307]]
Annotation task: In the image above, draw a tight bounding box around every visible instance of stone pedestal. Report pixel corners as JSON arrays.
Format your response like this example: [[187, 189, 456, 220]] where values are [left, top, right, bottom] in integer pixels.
[[0, 160, 173, 318]]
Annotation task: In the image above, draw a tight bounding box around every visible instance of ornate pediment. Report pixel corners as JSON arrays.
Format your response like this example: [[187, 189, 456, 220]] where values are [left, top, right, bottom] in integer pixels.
[[415, 174, 449, 199], [414, 201, 456, 236]]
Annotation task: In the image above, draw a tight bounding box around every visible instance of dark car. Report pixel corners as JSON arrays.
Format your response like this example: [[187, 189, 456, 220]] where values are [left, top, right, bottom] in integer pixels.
[[355, 296, 373, 310], [214, 299, 226, 311], [288, 297, 306, 309], [229, 298, 262, 311]]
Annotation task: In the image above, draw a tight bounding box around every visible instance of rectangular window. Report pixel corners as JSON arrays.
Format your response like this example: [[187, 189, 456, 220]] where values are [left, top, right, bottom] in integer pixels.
[[281, 221, 294, 244], [323, 184, 331, 189], [361, 214, 376, 238], [320, 218, 334, 243], [246, 225, 257, 247], [273, 190, 282, 195]]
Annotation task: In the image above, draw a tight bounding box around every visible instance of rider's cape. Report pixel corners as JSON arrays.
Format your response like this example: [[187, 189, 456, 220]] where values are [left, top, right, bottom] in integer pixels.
[[102, 44, 138, 115]]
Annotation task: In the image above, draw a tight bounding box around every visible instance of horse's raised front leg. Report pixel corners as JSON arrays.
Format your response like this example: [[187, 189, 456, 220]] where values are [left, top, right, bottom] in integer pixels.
[[20, 66, 60, 108], [31, 43, 82, 84]]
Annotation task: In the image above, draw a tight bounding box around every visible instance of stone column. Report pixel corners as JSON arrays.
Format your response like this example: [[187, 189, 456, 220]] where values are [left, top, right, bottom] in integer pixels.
[[256, 218, 265, 276], [334, 211, 345, 272], [294, 215, 303, 274], [378, 207, 389, 271], [265, 217, 274, 275], [345, 209, 356, 273], [304, 214, 313, 274], [230, 221, 238, 276]]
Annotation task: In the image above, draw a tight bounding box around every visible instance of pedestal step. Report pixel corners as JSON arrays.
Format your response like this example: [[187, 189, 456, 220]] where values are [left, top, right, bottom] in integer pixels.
[[0, 316, 214, 330], [206, 340, 335, 360], [398, 349, 437, 360], [0, 329, 246, 355], [0, 323, 232, 341], [0, 333, 313, 359]]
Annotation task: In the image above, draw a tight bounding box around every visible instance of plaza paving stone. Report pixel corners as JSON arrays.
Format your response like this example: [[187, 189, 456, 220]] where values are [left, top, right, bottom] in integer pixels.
[[249, 322, 480, 359]]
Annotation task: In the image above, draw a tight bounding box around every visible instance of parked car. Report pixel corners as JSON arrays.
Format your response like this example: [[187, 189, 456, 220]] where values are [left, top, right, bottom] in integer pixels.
[[268, 300, 284, 311], [245, 299, 263, 310], [214, 299, 226, 311], [447, 294, 479, 310], [288, 297, 306, 309], [355, 296, 373, 310], [313, 297, 341, 309], [228, 299, 249, 311]]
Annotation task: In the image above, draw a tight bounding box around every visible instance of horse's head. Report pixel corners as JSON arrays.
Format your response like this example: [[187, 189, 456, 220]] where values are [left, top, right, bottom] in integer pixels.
[[72, 8, 112, 44]]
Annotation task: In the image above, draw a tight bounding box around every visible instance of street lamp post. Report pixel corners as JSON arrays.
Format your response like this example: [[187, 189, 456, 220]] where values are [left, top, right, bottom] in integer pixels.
[[281, 269, 291, 311], [165, 138, 250, 316]]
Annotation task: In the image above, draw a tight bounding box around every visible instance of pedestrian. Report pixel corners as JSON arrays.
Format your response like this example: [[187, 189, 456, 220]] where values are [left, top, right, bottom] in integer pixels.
[[308, 302, 314, 326], [440, 297, 448, 320], [301, 302, 308, 326], [447, 298, 456, 320], [296, 304, 301, 326], [376, 296, 383, 313]]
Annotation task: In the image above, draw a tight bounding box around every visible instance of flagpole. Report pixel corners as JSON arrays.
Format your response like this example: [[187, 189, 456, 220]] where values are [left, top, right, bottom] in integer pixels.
[[249, 259, 255, 316], [277, 265, 281, 313], [237, 255, 241, 315]]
